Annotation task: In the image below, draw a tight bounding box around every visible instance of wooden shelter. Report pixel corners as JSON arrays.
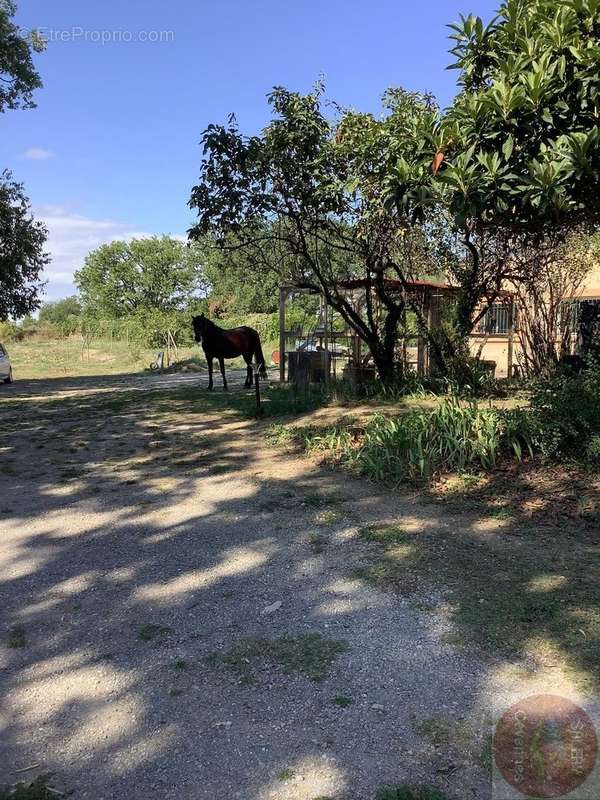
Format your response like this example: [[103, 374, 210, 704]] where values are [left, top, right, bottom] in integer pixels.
[[277, 278, 517, 383]]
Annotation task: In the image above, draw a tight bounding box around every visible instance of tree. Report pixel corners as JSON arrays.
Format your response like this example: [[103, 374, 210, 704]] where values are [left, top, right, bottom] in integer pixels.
[[202, 237, 280, 316], [38, 295, 82, 334], [75, 237, 206, 319], [0, 171, 48, 319], [0, 1, 47, 320], [426, 0, 600, 333], [513, 233, 598, 376], [0, 0, 44, 113], [189, 86, 453, 383]]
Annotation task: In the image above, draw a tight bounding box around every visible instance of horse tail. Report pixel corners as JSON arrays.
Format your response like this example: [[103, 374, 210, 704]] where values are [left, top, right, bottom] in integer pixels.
[[253, 332, 268, 377]]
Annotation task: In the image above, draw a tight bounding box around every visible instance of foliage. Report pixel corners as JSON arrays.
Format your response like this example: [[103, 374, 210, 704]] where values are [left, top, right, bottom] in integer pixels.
[[375, 788, 448, 800], [0, 777, 55, 800], [529, 360, 600, 457], [302, 398, 535, 480], [38, 295, 82, 335], [441, 0, 600, 231], [0, 4, 47, 320], [207, 633, 349, 682], [513, 232, 596, 377], [189, 85, 460, 383], [75, 237, 206, 320], [0, 170, 48, 319], [0, 0, 44, 113], [202, 236, 280, 316]]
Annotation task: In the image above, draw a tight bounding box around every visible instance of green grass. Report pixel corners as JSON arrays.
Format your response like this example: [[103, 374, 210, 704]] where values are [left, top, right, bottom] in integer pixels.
[[7, 624, 26, 648], [0, 778, 56, 800], [277, 769, 294, 782], [359, 523, 408, 545], [331, 695, 353, 707], [314, 509, 342, 525], [207, 633, 350, 683], [352, 520, 600, 690], [291, 399, 535, 483], [375, 787, 448, 800], [7, 337, 163, 380], [138, 623, 170, 642], [308, 532, 327, 553]]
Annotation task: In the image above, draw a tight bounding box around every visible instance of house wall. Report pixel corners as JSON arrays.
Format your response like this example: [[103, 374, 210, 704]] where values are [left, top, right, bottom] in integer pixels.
[[469, 335, 515, 379], [580, 262, 600, 299]]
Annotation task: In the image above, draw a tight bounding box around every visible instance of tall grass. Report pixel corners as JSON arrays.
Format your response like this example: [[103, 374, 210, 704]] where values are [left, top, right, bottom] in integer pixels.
[[300, 398, 535, 481]]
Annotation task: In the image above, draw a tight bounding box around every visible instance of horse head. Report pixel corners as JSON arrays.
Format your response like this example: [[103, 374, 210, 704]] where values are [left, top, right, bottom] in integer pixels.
[[192, 313, 209, 343]]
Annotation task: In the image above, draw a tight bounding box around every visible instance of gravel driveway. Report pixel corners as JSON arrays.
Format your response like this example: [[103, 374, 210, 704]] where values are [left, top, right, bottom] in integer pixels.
[[0, 373, 593, 799]]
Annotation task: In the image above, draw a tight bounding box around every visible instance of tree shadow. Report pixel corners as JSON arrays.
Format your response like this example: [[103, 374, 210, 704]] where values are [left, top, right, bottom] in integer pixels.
[[1, 376, 596, 799]]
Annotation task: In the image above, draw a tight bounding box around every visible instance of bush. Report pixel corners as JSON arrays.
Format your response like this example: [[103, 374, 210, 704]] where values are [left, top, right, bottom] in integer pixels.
[[304, 398, 535, 480], [529, 361, 600, 459]]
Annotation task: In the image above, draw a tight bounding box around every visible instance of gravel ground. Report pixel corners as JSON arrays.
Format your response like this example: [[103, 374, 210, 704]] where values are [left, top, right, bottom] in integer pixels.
[[0, 373, 596, 799]]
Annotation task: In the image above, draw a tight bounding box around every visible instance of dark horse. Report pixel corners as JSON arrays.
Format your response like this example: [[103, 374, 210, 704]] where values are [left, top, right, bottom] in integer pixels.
[[192, 314, 267, 390]]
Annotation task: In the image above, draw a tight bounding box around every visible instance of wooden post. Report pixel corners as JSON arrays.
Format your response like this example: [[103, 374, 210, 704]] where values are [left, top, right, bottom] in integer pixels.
[[322, 292, 329, 388], [279, 286, 287, 383], [254, 367, 262, 414]]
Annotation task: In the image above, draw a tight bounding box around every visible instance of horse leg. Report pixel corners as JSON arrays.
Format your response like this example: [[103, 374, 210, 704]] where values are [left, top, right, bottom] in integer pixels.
[[218, 356, 228, 391], [207, 356, 214, 390], [243, 353, 253, 388]]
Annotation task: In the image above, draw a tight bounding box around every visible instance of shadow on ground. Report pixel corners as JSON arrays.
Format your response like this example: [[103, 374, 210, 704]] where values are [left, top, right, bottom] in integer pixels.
[[0, 375, 597, 799]]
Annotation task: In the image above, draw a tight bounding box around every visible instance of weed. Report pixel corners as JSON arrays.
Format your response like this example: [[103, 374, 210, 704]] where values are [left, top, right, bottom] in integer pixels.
[[359, 523, 408, 545], [138, 623, 170, 642], [0, 777, 57, 800], [314, 509, 342, 525], [171, 659, 189, 671], [303, 491, 343, 508], [308, 532, 327, 553], [375, 787, 448, 800], [7, 624, 26, 648], [277, 769, 294, 781], [331, 695, 353, 707], [207, 633, 349, 682]]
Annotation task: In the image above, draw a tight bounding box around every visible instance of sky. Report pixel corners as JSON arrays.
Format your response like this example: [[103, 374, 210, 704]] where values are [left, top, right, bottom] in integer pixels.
[[3, 0, 498, 301]]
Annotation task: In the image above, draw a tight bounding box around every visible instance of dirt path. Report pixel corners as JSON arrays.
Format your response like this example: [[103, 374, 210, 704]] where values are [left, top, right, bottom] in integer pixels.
[[0, 375, 596, 799]]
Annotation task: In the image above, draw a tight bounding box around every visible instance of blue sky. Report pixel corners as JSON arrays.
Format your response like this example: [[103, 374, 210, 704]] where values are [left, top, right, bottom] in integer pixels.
[[3, 0, 498, 300]]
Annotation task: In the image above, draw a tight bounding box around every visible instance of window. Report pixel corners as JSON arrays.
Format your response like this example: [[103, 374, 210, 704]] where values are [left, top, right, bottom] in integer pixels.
[[477, 304, 512, 336]]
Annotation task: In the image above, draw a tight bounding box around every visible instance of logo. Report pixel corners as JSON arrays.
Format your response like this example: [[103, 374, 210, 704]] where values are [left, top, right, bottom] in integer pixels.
[[493, 694, 598, 798]]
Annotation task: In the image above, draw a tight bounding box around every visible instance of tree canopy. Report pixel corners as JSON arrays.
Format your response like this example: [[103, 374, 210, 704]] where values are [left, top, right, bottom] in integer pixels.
[[0, 1, 47, 321], [189, 0, 600, 381], [0, 171, 48, 319], [435, 0, 600, 230], [75, 236, 206, 320], [0, 0, 43, 113]]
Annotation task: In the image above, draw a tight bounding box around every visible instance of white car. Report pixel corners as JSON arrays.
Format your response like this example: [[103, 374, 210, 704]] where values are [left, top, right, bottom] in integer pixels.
[[0, 343, 13, 384]]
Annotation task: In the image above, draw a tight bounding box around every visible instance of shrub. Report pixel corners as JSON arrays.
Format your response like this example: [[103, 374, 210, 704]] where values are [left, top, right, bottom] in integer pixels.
[[304, 398, 535, 481], [529, 361, 600, 459]]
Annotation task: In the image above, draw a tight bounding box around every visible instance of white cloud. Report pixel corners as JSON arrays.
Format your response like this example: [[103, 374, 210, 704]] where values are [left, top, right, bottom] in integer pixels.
[[35, 206, 152, 300], [23, 147, 55, 160]]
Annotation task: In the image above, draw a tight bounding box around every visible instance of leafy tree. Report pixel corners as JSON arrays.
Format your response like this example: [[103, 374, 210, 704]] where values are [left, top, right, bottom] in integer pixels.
[[442, 0, 600, 230], [38, 295, 81, 323], [189, 86, 452, 382], [0, 1, 47, 320], [38, 294, 82, 334], [377, 0, 600, 376], [0, 171, 48, 319], [75, 236, 206, 319], [0, 0, 44, 113], [202, 235, 280, 316]]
